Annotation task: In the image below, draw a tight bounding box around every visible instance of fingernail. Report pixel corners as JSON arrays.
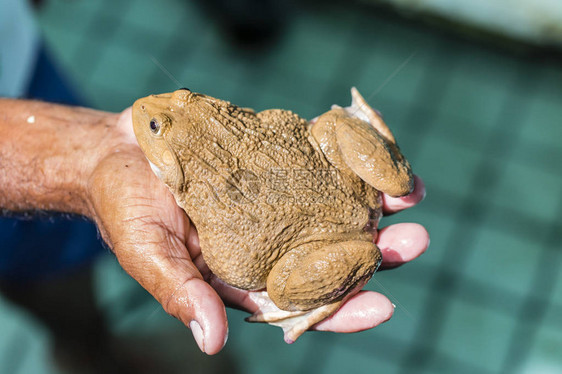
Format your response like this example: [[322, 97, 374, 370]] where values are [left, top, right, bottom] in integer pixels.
[[190, 320, 205, 353], [223, 326, 229, 349]]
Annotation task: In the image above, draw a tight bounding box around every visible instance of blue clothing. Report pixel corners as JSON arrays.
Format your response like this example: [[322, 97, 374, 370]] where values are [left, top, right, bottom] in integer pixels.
[[0, 46, 104, 283]]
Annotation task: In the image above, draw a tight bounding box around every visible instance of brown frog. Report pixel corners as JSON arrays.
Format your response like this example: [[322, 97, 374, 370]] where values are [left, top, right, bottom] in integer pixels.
[[132, 88, 413, 342]]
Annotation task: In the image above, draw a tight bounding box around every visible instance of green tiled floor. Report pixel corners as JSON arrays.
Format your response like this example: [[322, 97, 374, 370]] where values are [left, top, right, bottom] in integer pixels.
[[1, 0, 561, 373]]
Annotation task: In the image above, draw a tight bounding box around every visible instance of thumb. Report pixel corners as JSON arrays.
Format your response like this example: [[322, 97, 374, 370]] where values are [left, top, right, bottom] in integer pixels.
[[114, 240, 229, 355]]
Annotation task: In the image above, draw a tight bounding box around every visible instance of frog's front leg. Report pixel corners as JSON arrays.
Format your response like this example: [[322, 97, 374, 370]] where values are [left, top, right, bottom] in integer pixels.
[[246, 240, 381, 343]]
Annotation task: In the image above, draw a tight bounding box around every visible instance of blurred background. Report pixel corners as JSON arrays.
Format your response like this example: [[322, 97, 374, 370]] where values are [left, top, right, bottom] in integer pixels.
[[1, 0, 561, 373]]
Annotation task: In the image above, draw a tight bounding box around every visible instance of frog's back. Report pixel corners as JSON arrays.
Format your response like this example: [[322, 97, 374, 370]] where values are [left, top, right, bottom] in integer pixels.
[[177, 108, 375, 290]]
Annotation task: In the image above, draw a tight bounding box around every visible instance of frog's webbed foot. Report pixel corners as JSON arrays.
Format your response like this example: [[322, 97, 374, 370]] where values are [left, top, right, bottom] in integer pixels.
[[245, 291, 344, 343], [335, 88, 414, 197]]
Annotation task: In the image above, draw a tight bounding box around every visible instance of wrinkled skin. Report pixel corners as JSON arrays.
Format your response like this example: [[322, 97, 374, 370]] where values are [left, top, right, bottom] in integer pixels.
[[130, 88, 418, 343]]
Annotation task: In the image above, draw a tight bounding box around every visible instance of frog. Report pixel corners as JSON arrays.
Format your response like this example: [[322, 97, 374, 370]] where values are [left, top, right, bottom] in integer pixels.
[[132, 87, 413, 343]]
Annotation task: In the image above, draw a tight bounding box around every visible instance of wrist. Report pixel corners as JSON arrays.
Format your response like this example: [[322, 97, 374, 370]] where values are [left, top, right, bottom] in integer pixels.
[[76, 110, 132, 217], [0, 99, 136, 217]]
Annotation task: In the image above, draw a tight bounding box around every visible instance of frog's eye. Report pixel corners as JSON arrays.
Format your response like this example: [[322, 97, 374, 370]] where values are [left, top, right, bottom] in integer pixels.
[[149, 114, 170, 136], [149, 118, 160, 133]]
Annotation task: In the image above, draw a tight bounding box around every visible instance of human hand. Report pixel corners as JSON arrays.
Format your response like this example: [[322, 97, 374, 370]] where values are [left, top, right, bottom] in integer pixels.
[[86, 108, 429, 355]]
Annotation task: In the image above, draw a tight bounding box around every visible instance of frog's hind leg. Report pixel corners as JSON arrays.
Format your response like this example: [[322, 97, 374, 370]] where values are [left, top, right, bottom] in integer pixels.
[[335, 88, 414, 197], [348, 87, 395, 143], [247, 240, 381, 343], [245, 291, 346, 344]]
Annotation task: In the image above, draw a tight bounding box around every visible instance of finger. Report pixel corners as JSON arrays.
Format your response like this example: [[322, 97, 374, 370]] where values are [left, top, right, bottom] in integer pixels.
[[210, 281, 393, 335], [313, 291, 393, 332], [382, 174, 425, 215], [165, 272, 229, 355], [376, 222, 429, 269]]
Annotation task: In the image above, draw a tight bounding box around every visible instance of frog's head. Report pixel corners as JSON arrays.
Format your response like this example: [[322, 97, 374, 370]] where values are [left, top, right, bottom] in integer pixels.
[[132, 88, 199, 190], [133, 88, 247, 190]]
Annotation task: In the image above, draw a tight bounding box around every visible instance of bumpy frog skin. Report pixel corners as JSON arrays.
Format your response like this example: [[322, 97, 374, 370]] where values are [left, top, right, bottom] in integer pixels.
[[132, 88, 413, 342]]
